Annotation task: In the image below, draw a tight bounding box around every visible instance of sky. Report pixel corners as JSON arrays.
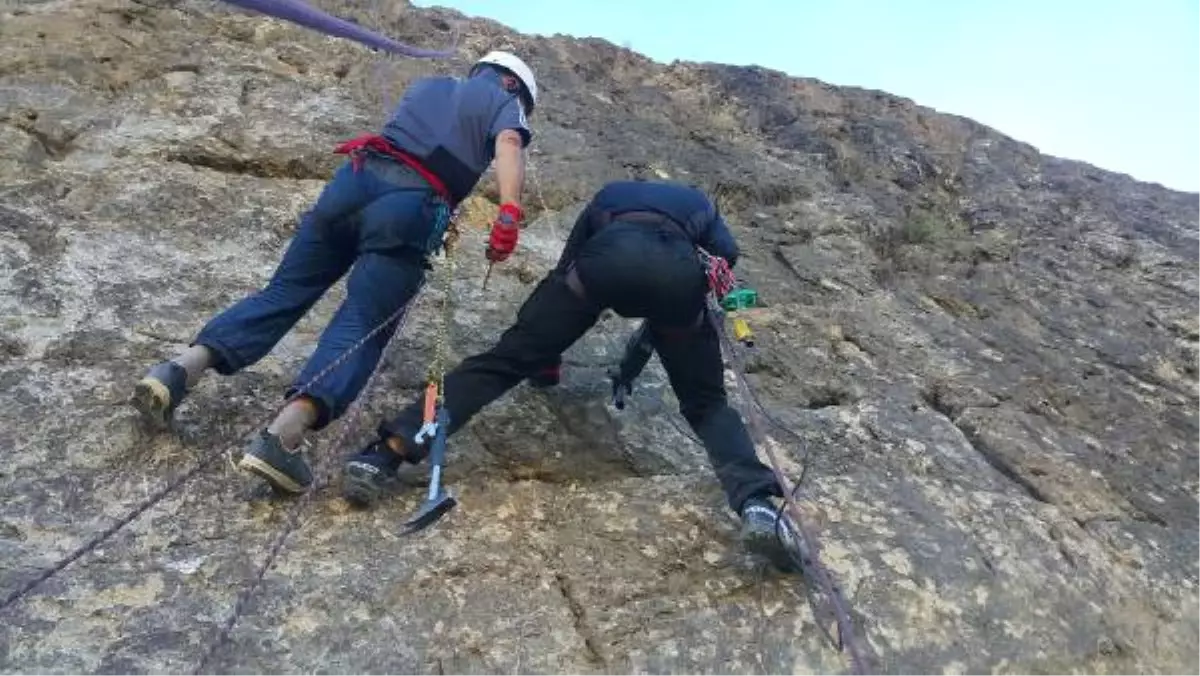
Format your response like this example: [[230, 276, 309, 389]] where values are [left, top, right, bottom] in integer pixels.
[[411, 0, 1199, 193]]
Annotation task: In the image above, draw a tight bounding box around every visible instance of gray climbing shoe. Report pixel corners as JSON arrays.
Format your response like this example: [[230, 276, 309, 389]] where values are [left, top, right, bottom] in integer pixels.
[[740, 496, 804, 573], [131, 360, 189, 429], [237, 430, 313, 494]]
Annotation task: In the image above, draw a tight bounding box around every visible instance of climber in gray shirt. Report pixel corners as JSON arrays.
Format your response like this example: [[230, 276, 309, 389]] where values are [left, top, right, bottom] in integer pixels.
[[130, 51, 538, 497]]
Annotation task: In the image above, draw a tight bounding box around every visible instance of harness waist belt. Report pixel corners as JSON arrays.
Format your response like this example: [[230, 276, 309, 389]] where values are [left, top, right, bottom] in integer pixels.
[[333, 134, 454, 205]]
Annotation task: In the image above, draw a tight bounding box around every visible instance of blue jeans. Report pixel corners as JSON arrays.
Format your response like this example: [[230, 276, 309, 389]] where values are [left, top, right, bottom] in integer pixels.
[[194, 156, 450, 429]]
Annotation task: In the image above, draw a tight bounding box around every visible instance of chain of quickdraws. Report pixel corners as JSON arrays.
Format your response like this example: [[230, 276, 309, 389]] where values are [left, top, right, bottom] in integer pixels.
[[194, 212, 461, 673], [0, 279, 428, 616]]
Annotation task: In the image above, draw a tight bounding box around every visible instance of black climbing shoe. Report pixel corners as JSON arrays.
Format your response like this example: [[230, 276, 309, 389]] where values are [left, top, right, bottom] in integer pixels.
[[237, 430, 313, 494], [342, 440, 404, 507], [740, 496, 804, 574], [131, 360, 189, 428], [527, 363, 561, 389]]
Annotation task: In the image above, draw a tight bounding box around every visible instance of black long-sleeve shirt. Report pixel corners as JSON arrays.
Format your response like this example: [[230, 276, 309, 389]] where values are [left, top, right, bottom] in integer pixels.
[[554, 180, 740, 274]]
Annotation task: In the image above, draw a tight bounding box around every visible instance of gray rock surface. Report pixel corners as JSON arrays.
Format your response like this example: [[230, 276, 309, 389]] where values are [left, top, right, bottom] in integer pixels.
[[0, 0, 1196, 673]]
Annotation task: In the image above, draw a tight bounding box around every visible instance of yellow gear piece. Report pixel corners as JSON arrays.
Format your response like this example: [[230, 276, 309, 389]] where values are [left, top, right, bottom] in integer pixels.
[[732, 317, 754, 347]]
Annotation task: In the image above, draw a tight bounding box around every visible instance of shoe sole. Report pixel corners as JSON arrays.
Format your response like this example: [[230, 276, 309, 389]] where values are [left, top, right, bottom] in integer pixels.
[[237, 454, 309, 494], [131, 378, 172, 428], [742, 527, 801, 574], [342, 462, 384, 507]]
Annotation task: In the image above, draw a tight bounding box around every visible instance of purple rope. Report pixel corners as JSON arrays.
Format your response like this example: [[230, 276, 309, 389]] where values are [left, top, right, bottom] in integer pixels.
[[216, 0, 458, 58], [369, 0, 396, 119]]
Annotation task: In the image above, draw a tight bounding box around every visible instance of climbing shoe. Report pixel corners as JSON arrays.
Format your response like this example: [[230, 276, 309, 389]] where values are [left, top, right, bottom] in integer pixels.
[[740, 496, 804, 574], [527, 363, 561, 389], [131, 360, 189, 428], [237, 430, 313, 494], [342, 440, 404, 507]]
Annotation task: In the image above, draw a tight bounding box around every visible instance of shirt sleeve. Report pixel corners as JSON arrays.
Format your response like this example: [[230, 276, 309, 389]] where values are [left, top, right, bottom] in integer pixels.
[[699, 203, 741, 268], [490, 96, 533, 147]]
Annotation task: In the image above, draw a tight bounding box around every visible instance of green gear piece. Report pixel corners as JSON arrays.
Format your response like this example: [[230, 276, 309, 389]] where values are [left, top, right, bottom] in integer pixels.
[[721, 288, 758, 311]]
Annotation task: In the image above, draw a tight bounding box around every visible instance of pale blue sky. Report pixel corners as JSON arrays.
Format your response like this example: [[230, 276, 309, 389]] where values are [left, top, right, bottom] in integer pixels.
[[412, 0, 1199, 193]]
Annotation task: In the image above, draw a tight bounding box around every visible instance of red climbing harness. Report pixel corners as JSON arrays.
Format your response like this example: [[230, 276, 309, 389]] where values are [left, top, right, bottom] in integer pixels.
[[333, 134, 454, 204]]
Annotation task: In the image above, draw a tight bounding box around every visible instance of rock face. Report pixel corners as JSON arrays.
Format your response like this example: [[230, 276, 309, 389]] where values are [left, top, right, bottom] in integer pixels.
[[1, 0, 1197, 673]]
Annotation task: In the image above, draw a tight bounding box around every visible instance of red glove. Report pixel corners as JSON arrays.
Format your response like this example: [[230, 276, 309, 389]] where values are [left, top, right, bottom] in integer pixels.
[[486, 202, 523, 262]]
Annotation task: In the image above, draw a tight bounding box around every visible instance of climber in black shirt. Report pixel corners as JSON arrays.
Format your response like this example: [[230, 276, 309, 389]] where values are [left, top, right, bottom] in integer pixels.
[[346, 179, 802, 572]]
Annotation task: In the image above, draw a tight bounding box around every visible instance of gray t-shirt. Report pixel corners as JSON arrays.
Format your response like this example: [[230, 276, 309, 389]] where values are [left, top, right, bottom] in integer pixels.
[[382, 73, 532, 203]]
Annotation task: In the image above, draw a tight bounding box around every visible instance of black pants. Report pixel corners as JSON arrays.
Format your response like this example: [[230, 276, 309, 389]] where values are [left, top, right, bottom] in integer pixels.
[[378, 221, 782, 513]]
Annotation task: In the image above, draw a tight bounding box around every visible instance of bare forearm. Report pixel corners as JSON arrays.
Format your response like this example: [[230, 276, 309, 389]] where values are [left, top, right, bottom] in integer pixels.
[[493, 130, 526, 207]]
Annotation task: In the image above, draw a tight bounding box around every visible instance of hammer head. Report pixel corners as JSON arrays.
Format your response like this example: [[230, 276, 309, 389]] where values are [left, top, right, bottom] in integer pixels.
[[401, 492, 458, 534]]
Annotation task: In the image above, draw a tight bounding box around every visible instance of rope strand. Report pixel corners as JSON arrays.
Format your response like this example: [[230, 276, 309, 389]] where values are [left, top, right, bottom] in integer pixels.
[[704, 295, 870, 674], [0, 282, 426, 615], [192, 280, 428, 672]]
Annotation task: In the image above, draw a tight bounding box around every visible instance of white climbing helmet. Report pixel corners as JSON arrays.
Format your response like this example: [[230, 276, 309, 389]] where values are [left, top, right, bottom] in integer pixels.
[[471, 50, 538, 112]]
